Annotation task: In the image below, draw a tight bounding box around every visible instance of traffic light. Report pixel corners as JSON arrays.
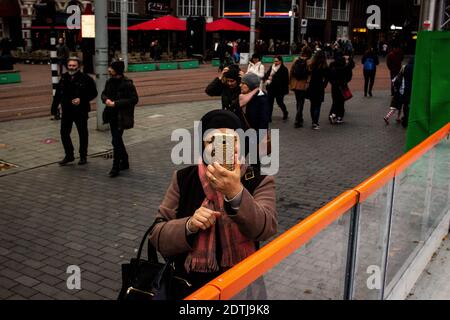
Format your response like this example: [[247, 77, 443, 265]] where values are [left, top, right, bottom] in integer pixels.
[[34, 0, 57, 25]]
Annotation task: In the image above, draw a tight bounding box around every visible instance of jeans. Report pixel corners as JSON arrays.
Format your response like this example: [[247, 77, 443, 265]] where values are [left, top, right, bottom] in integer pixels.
[[60, 113, 88, 158], [110, 121, 128, 168], [268, 94, 288, 120], [294, 90, 307, 125], [310, 100, 322, 125], [363, 69, 376, 95]]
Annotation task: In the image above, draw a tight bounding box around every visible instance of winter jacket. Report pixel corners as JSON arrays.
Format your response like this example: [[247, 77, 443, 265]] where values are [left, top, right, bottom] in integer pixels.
[[264, 64, 289, 97], [205, 77, 241, 112], [289, 57, 311, 91], [101, 76, 139, 130]]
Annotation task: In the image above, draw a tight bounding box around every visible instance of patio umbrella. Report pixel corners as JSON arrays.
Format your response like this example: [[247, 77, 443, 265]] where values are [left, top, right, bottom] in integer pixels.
[[206, 18, 250, 32], [128, 15, 186, 56]]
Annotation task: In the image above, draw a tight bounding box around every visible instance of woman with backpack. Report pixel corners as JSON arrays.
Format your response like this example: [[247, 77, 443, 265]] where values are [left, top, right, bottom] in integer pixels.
[[307, 51, 330, 130], [362, 48, 379, 97], [290, 46, 313, 128], [264, 55, 290, 121]]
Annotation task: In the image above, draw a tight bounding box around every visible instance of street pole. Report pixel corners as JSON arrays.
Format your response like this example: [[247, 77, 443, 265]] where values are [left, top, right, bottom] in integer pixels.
[[290, 0, 296, 55], [249, 0, 256, 57], [95, 0, 109, 130], [120, 0, 128, 71], [420, 0, 437, 30]]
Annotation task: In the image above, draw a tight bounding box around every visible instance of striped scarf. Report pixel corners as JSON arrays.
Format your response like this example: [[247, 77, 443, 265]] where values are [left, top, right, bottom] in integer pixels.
[[184, 163, 256, 273]]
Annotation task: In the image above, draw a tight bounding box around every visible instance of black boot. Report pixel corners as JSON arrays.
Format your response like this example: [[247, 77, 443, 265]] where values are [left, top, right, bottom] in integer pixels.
[[59, 156, 75, 166], [109, 167, 120, 178], [119, 160, 129, 170]]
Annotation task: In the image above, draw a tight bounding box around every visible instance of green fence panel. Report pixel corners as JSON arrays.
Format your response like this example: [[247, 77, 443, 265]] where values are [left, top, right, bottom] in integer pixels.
[[212, 58, 220, 67], [406, 31, 450, 150], [128, 64, 157, 72], [179, 60, 199, 69], [158, 62, 178, 70], [0, 71, 21, 84]]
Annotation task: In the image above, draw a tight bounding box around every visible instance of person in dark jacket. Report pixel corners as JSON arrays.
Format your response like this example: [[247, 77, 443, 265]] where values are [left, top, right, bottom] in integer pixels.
[[386, 47, 404, 96], [361, 48, 379, 97], [56, 38, 70, 76], [101, 60, 139, 177], [51, 57, 98, 166], [328, 51, 355, 124], [307, 50, 329, 130], [205, 66, 241, 113], [264, 55, 289, 121]]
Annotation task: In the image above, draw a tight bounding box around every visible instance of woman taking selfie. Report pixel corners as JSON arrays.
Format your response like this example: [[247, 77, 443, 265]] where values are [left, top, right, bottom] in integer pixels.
[[149, 110, 278, 299]]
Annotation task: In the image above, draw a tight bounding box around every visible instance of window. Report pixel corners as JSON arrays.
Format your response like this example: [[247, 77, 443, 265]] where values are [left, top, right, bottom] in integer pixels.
[[109, 0, 137, 14], [178, 0, 213, 17], [306, 0, 327, 20]]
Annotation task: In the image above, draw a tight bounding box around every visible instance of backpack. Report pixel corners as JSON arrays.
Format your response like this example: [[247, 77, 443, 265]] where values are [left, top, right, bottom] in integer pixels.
[[292, 58, 308, 80], [364, 57, 375, 71]]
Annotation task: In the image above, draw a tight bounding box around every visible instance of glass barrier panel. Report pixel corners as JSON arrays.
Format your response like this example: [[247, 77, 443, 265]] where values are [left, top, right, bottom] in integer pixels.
[[427, 137, 450, 234], [230, 210, 352, 300], [352, 180, 394, 300], [384, 151, 432, 295]]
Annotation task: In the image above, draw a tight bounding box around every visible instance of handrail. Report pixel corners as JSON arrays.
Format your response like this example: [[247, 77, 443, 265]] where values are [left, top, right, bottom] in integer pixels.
[[185, 122, 450, 300], [186, 190, 358, 300]]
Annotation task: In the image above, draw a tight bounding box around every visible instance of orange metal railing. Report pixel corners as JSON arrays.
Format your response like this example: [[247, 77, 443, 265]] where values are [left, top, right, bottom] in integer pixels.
[[186, 123, 450, 300]]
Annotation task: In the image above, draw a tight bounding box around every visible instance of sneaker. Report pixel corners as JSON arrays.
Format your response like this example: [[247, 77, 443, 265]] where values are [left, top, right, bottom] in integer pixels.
[[312, 124, 320, 130], [383, 117, 390, 125], [336, 118, 344, 124], [329, 114, 337, 124], [58, 156, 75, 166], [78, 158, 87, 165]]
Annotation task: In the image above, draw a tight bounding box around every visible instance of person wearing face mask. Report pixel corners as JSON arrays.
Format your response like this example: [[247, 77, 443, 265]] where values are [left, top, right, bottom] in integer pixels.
[[101, 60, 139, 178], [51, 57, 98, 166]]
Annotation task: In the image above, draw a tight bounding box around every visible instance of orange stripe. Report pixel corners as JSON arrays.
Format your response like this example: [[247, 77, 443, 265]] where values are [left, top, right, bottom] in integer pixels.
[[224, 12, 250, 16], [186, 190, 358, 300]]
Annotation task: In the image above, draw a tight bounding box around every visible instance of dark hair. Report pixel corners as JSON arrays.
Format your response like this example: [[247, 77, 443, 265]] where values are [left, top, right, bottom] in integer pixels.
[[251, 53, 261, 61], [274, 55, 283, 63], [310, 50, 328, 70], [301, 46, 313, 59]]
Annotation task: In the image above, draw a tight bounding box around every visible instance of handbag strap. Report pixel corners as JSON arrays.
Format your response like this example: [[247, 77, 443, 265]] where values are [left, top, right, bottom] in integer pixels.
[[240, 109, 252, 130], [136, 217, 166, 263]]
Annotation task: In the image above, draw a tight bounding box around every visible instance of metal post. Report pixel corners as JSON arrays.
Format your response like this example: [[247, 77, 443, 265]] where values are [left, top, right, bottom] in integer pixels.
[[420, 0, 438, 30], [343, 203, 361, 300], [249, 0, 256, 57], [95, 0, 109, 130], [121, 0, 128, 71], [50, 28, 58, 102], [290, 0, 296, 55]]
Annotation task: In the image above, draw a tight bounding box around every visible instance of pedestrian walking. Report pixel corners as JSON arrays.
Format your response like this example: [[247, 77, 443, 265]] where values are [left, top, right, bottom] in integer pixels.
[[384, 56, 415, 128], [362, 48, 379, 97], [56, 37, 70, 76], [101, 60, 139, 178], [307, 50, 329, 130], [205, 66, 242, 113], [51, 57, 98, 166], [386, 46, 404, 96], [148, 109, 277, 298], [264, 56, 289, 121], [328, 51, 355, 124], [290, 46, 312, 128], [246, 53, 265, 87]]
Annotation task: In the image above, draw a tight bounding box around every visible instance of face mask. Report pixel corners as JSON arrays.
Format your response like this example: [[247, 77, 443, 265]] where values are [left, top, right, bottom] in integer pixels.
[[68, 69, 78, 75]]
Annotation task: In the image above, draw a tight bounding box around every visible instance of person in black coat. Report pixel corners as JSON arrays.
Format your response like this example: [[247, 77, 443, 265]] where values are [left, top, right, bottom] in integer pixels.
[[307, 50, 329, 129], [328, 51, 355, 124], [361, 48, 379, 97], [51, 57, 98, 166], [264, 56, 289, 121], [205, 66, 241, 114], [101, 61, 139, 177]]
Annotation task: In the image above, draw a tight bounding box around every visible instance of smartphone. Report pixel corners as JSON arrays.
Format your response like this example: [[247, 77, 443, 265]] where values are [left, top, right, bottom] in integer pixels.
[[211, 133, 236, 171]]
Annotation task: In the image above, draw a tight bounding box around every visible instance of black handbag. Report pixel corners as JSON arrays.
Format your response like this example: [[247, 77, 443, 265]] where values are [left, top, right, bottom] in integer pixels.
[[117, 219, 192, 300]]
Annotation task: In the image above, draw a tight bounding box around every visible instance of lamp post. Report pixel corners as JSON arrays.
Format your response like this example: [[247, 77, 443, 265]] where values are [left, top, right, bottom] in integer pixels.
[[95, 0, 109, 130], [249, 0, 256, 57]]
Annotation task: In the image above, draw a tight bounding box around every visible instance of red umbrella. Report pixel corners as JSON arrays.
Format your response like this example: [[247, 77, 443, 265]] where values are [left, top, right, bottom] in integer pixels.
[[128, 15, 186, 31], [206, 18, 250, 32]]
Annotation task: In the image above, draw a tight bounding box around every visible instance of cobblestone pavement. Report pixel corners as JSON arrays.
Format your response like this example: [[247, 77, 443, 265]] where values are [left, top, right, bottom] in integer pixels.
[[5, 87, 441, 300]]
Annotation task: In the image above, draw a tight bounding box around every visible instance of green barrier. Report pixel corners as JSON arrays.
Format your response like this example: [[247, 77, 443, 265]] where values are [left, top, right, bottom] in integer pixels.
[[128, 63, 157, 72], [158, 62, 178, 70], [179, 60, 199, 69], [406, 31, 450, 150], [262, 55, 295, 63], [212, 58, 220, 67], [0, 71, 21, 84], [262, 56, 274, 63]]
